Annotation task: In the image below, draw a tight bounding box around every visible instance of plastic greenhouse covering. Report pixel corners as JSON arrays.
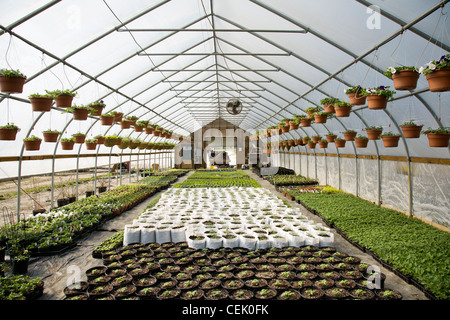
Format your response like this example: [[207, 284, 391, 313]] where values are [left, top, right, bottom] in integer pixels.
[[0, 0, 449, 226]]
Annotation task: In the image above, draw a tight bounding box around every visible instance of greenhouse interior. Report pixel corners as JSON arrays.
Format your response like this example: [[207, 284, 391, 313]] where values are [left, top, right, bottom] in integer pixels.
[[0, 0, 449, 309]]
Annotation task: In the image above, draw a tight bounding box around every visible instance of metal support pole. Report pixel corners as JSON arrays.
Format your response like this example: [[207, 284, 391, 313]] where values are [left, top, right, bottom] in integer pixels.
[[408, 158, 413, 217], [377, 155, 382, 205]]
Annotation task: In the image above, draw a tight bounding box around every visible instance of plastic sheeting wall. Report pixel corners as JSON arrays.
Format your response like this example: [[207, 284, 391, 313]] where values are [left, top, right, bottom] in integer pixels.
[[280, 152, 450, 229]]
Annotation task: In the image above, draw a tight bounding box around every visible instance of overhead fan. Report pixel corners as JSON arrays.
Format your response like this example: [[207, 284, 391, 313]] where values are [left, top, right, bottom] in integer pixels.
[[226, 98, 243, 115]]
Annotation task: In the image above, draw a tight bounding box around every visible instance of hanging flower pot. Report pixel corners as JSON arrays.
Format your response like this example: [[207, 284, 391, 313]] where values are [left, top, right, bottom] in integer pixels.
[[305, 106, 323, 116], [66, 105, 92, 121], [325, 133, 337, 143], [61, 138, 75, 150], [320, 98, 339, 114], [29, 94, 53, 112], [419, 54, 450, 92], [72, 133, 86, 144], [302, 136, 310, 145], [380, 133, 401, 147], [294, 138, 302, 146], [311, 135, 321, 143], [334, 102, 352, 117], [345, 86, 367, 105], [365, 126, 383, 140], [23, 136, 42, 151], [47, 89, 77, 108], [104, 136, 118, 147], [280, 124, 289, 133], [343, 130, 357, 141], [399, 121, 423, 138], [88, 100, 105, 116], [364, 86, 396, 110], [334, 138, 346, 148], [95, 135, 105, 145], [422, 128, 450, 147], [307, 141, 316, 149], [354, 135, 369, 148], [145, 126, 154, 134], [120, 119, 133, 129], [118, 138, 130, 150], [318, 140, 328, 148], [384, 67, 420, 90], [0, 69, 26, 94], [85, 139, 98, 150], [299, 117, 312, 127], [134, 124, 145, 132], [100, 114, 115, 125], [124, 116, 139, 125], [42, 130, 60, 142], [111, 111, 123, 122], [0, 124, 20, 141], [313, 112, 328, 124], [289, 120, 299, 130], [153, 129, 162, 137]]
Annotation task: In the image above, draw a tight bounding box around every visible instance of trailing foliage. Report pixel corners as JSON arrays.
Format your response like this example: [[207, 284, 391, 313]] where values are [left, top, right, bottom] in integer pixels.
[[287, 190, 450, 299]]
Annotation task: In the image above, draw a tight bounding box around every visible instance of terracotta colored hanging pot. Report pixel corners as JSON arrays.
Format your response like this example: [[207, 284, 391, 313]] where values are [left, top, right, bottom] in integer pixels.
[[323, 103, 335, 114], [0, 128, 19, 140], [392, 70, 420, 90], [73, 134, 86, 144], [307, 142, 316, 149], [302, 137, 309, 144], [355, 138, 368, 148], [100, 115, 114, 125], [300, 118, 312, 127], [54, 94, 74, 108], [30, 97, 53, 112], [134, 124, 144, 132], [366, 95, 388, 110], [95, 136, 105, 145], [347, 92, 366, 105], [343, 131, 357, 141], [0, 76, 25, 94], [426, 133, 450, 147], [72, 108, 89, 121], [85, 142, 97, 150], [120, 120, 132, 129], [23, 139, 41, 151], [113, 112, 123, 122], [61, 141, 75, 150], [334, 139, 346, 148], [400, 125, 422, 138], [335, 105, 352, 117], [289, 122, 299, 130], [312, 136, 321, 143], [145, 127, 153, 134], [318, 141, 328, 148], [425, 68, 450, 92], [43, 131, 59, 142], [366, 129, 383, 140], [381, 135, 400, 148], [281, 126, 289, 133], [326, 134, 337, 143], [314, 114, 327, 124], [89, 105, 104, 116]]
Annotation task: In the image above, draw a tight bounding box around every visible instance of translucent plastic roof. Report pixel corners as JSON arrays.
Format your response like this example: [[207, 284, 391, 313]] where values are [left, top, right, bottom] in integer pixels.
[[0, 0, 449, 162]]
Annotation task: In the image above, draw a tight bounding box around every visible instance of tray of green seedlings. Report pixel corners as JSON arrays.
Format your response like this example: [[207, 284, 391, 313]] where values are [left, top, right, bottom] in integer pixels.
[[264, 174, 319, 187], [173, 170, 261, 188]]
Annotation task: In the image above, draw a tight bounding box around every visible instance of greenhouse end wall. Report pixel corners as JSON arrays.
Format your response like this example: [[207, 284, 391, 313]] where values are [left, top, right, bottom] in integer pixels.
[[284, 152, 450, 229]]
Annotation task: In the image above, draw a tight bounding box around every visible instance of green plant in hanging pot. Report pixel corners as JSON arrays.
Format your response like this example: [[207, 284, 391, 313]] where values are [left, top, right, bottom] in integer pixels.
[[104, 135, 119, 147], [421, 127, 450, 148], [85, 138, 98, 150], [384, 66, 420, 90], [320, 97, 339, 113], [42, 129, 61, 142], [305, 106, 323, 115], [134, 120, 148, 132], [333, 101, 352, 117], [325, 132, 337, 143], [289, 118, 299, 130], [23, 135, 42, 151], [380, 131, 401, 148], [345, 85, 367, 105], [399, 120, 423, 139], [60, 137, 75, 150], [334, 137, 346, 148], [64, 105, 94, 121], [0, 123, 20, 141], [318, 139, 328, 148], [313, 111, 328, 124], [279, 122, 289, 133], [343, 129, 357, 141], [363, 86, 396, 110], [94, 134, 105, 145], [88, 100, 106, 116], [365, 125, 383, 140], [297, 115, 312, 127], [100, 112, 115, 125], [46, 89, 77, 108], [28, 93, 53, 112], [72, 132, 87, 144], [118, 137, 131, 149], [419, 54, 450, 92], [110, 110, 123, 122], [129, 138, 141, 149], [0, 68, 27, 94], [354, 134, 369, 148]]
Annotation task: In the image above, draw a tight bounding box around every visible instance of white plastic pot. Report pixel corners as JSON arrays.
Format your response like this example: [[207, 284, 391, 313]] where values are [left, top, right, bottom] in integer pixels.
[[187, 235, 206, 249], [140, 225, 156, 244], [171, 226, 186, 243], [155, 226, 172, 243], [123, 225, 141, 246], [206, 236, 223, 249]]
